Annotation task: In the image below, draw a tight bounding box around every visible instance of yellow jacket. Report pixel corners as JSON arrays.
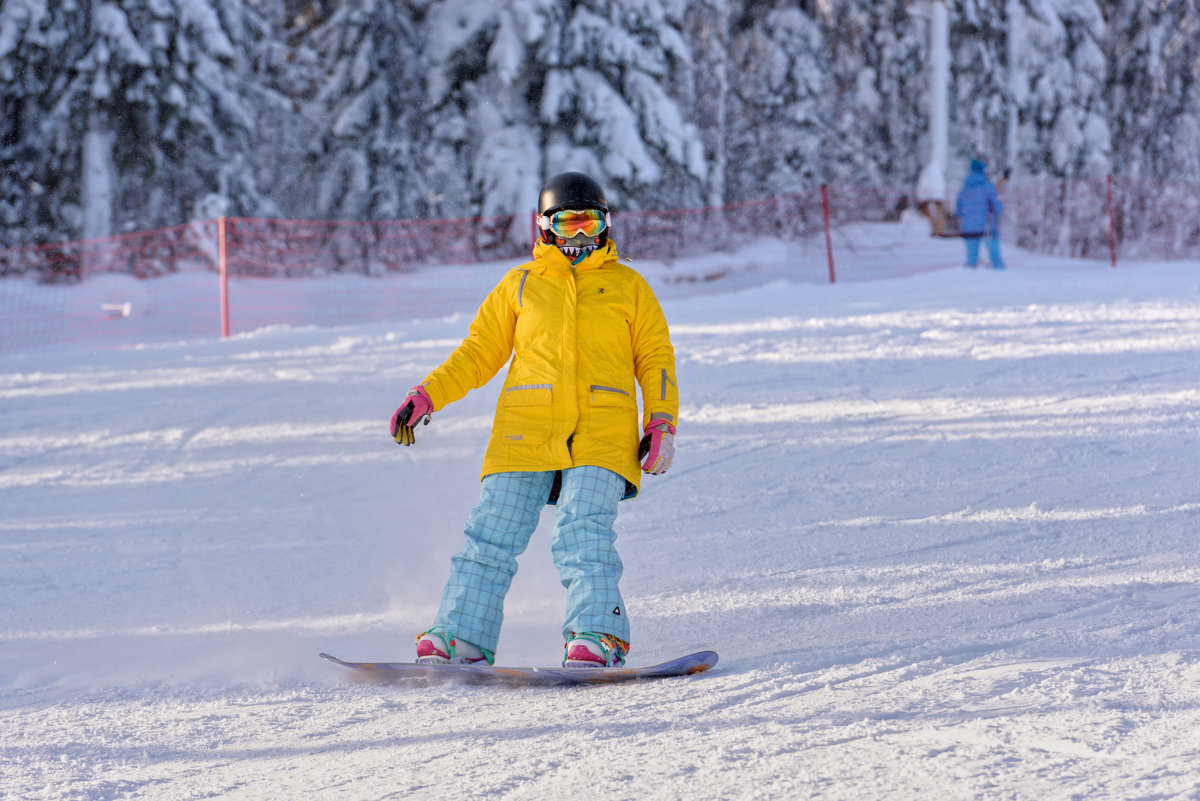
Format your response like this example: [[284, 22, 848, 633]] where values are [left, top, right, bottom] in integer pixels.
[[421, 240, 678, 499]]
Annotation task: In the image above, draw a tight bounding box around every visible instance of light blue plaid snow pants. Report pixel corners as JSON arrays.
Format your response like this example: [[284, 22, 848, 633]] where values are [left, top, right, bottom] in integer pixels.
[[432, 466, 629, 655]]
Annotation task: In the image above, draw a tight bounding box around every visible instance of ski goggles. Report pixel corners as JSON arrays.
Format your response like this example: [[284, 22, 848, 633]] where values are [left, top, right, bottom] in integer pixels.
[[537, 208, 609, 239]]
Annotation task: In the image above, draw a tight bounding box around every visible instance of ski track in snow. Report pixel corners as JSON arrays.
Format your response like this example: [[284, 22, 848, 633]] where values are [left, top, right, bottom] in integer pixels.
[[3, 239, 1200, 800]]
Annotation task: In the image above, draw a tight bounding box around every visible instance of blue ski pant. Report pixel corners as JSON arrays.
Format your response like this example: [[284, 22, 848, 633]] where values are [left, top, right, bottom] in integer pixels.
[[432, 465, 629, 655], [963, 231, 1005, 269]]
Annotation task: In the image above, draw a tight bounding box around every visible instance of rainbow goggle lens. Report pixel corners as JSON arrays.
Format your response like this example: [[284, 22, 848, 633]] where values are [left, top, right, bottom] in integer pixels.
[[537, 208, 609, 240]]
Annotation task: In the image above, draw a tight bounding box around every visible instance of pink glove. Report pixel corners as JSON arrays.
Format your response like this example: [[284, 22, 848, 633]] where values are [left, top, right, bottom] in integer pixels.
[[638, 419, 676, 475], [390, 385, 434, 446]]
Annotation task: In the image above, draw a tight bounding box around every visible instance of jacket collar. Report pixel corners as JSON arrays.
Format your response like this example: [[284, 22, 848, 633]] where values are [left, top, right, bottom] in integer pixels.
[[533, 240, 619, 273]]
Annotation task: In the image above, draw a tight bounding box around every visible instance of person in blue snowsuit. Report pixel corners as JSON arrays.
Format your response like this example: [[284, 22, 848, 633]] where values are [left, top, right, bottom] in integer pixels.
[[954, 158, 1005, 269]]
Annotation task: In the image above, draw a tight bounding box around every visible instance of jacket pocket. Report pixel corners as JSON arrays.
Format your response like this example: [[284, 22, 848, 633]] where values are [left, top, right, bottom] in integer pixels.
[[496, 384, 554, 448], [504, 384, 553, 407], [586, 385, 637, 444], [588, 385, 631, 405]]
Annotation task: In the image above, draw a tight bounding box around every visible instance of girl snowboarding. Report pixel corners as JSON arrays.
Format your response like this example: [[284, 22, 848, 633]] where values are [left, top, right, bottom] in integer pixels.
[[390, 172, 678, 668]]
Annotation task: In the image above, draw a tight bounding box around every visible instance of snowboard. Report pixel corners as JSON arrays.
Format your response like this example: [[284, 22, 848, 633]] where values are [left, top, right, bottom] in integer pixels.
[[319, 650, 718, 687]]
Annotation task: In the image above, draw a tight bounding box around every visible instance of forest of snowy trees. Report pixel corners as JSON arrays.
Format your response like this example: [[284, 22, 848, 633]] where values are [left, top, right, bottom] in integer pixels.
[[1, 0, 1198, 249]]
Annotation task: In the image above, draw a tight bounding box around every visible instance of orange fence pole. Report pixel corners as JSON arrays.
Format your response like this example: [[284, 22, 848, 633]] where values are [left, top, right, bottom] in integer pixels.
[[821, 185, 836, 284]]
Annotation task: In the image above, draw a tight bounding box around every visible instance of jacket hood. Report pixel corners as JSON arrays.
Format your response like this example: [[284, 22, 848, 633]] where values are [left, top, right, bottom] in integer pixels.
[[962, 159, 991, 189]]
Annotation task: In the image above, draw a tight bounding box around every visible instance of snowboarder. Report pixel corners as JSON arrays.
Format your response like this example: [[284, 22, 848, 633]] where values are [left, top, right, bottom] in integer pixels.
[[390, 172, 679, 668], [955, 158, 1006, 269]]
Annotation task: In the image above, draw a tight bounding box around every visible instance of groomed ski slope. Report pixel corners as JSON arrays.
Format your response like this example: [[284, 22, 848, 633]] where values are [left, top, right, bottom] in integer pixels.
[[3, 232, 1200, 800]]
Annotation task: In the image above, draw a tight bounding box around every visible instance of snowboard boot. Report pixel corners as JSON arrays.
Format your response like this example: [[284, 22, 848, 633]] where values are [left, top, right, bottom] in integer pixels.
[[414, 627, 492, 665], [562, 632, 628, 668]]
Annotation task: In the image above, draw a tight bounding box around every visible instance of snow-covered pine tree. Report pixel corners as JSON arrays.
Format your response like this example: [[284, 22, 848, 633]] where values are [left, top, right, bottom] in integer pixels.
[[720, 1, 930, 203], [421, 0, 706, 233], [713, 3, 828, 202], [6, 0, 1200, 253], [250, 0, 429, 273], [1105, 0, 1200, 181], [118, 0, 276, 228], [950, 0, 1011, 178], [1010, 0, 1109, 179], [678, 0, 730, 208], [819, 1, 929, 189], [297, 0, 424, 222], [0, 0, 144, 245], [1103, 0, 1200, 258], [534, 0, 708, 210], [0, 0, 76, 250], [1001, 0, 1109, 256], [696, 3, 820, 207], [861, 2, 934, 189], [2, 0, 274, 247]]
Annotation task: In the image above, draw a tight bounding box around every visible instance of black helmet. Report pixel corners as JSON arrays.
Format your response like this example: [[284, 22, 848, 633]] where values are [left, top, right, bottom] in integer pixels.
[[536, 172, 611, 253], [538, 172, 608, 216]]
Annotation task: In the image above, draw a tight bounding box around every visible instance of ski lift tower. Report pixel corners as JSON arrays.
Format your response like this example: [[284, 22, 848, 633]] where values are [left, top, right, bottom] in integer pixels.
[[913, 0, 952, 235], [1006, 0, 1020, 182]]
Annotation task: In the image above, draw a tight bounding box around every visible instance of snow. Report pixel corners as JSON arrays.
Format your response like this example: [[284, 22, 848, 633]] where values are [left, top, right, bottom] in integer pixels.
[[4, 231, 1200, 799], [0, 0, 47, 63], [91, 5, 152, 70]]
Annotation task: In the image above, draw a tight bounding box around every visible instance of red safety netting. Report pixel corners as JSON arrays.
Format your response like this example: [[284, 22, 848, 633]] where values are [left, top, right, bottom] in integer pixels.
[[1, 221, 222, 353], [1004, 177, 1200, 261], [217, 215, 529, 337], [3, 180, 1197, 354]]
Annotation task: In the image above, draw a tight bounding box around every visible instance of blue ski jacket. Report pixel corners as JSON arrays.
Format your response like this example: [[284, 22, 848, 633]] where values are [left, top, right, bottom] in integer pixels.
[[955, 159, 1003, 236]]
